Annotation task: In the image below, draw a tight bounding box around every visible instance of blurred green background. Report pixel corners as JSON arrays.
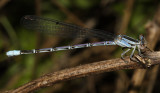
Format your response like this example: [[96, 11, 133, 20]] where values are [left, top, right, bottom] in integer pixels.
[[0, 0, 160, 93]]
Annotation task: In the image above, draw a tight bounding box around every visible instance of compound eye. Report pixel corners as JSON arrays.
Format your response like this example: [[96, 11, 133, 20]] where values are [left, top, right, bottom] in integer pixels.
[[139, 34, 144, 40], [139, 35, 146, 46], [118, 36, 122, 40]]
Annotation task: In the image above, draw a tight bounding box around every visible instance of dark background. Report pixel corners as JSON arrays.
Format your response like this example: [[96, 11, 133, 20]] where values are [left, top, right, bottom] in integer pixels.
[[0, 0, 160, 93]]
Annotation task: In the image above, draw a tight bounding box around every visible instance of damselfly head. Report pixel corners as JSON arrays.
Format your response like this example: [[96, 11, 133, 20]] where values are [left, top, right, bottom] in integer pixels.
[[139, 35, 147, 48]]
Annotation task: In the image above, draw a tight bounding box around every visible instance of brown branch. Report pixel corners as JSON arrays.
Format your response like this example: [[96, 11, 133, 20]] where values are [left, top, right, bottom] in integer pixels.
[[4, 51, 160, 93], [0, 0, 10, 10], [51, 0, 85, 27], [35, 0, 41, 16], [117, 0, 134, 34]]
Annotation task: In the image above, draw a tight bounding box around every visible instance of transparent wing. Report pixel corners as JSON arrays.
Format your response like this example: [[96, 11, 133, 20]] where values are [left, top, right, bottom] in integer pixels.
[[20, 15, 116, 40]]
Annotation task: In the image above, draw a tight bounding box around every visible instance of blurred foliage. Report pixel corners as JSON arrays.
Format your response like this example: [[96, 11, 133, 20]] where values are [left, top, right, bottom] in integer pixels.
[[0, 0, 160, 93]]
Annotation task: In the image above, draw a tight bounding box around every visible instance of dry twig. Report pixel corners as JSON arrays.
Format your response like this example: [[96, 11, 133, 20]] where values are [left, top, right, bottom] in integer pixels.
[[3, 50, 160, 93], [0, 0, 10, 10], [117, 0, 134, 34]]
